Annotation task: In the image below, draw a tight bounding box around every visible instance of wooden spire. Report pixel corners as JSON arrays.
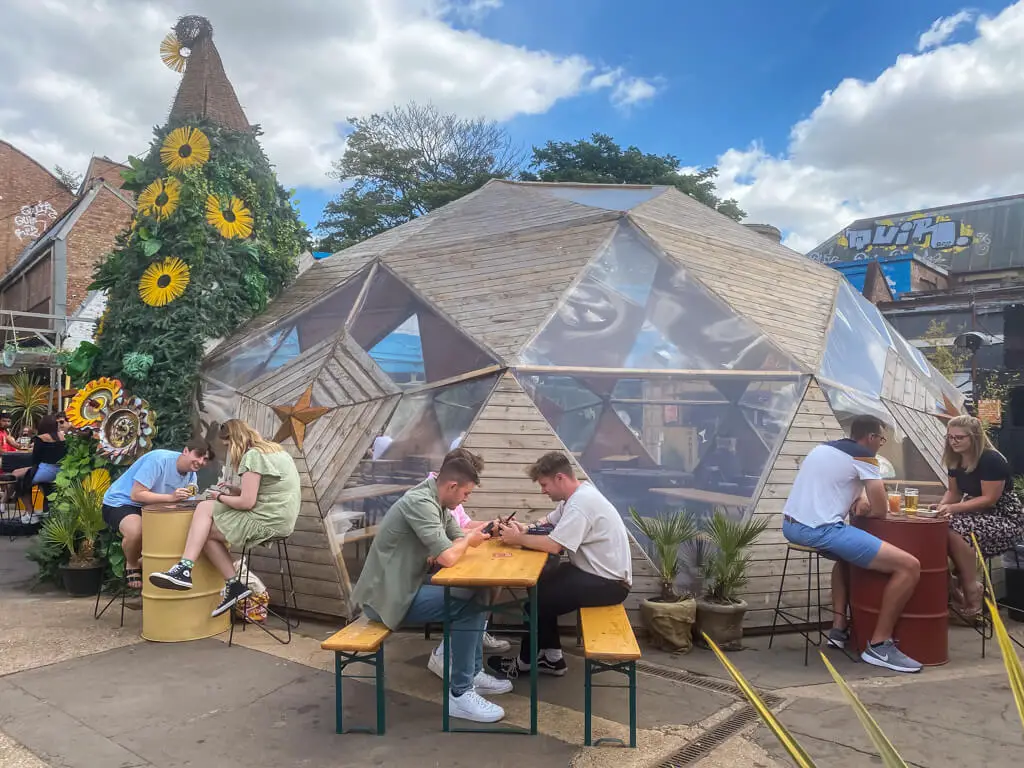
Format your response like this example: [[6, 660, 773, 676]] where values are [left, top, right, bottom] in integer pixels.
[[167, 16, 250, 133]]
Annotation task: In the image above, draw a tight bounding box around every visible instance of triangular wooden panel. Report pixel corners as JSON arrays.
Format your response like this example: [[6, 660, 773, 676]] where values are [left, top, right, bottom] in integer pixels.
[[312, 333, 401, 407], [631, 199, 839, 372], [236, 395, 279, 440], [743, 379, 844, 626], [883, 400, 950, 485], [302, 396, 401, 511], [243, 337, 335, 406], [385, 216, 619, 363]]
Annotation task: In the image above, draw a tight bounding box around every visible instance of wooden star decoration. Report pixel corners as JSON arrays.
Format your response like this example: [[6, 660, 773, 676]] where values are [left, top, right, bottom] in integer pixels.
[[271, 384, 330, 450]]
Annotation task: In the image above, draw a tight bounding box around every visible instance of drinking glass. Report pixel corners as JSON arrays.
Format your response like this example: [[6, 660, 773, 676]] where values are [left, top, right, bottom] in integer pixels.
[[903, 488, 919, 516]]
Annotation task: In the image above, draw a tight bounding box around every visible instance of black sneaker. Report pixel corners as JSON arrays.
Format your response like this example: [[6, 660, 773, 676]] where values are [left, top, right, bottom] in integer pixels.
[[211, 581, 253, 618], [486, 654, 567, 678], [149, 562, 193, 590]]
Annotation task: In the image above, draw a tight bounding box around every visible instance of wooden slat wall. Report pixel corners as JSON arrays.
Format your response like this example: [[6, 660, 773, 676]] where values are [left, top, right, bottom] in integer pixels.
[[384, 216, 619, 362], [631, 191, 840, 372], [884, 400, 950, 484], [462, 372, 661, 628], [742, 380, 845, 627]]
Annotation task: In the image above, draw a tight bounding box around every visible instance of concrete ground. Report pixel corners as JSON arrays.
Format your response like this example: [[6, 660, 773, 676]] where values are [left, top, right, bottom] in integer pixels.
[[2, 536, 1023, 767]]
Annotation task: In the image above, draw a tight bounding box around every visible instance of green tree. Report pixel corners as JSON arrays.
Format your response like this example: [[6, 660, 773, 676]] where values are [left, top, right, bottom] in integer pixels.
[[520, 133, 745, 221], [317, 102, 523, 251], [921, 319, 969, 382]]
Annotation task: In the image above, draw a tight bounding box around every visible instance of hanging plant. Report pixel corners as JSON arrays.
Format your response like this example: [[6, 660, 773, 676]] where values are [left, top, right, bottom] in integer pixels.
[[160, 126, 211, 173], [205, 194, 253, 239], [138, 257, 190, 307], [137, 177, 182, 221]]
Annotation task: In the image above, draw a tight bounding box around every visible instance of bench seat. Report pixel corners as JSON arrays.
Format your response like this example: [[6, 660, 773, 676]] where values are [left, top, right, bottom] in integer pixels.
[[579, 604, 639, 748], [323, 618, 391, 735]]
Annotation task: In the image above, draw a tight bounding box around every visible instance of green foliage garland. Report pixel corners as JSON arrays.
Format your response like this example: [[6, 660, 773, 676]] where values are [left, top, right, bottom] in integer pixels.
[[91, 119, 308, 446]]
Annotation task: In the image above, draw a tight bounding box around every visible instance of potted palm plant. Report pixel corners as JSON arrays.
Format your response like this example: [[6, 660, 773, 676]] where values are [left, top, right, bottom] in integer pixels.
[[39, 477, 107, 596], [629, 507, 699, 652], [695, 508, 769, 650]]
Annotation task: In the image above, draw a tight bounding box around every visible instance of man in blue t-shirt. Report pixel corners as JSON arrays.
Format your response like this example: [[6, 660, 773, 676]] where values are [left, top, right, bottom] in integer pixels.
[[102, 438, 213, 589]]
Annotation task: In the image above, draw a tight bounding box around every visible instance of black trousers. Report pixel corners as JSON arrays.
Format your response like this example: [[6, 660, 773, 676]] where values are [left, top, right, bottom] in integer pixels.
[[519, 562, 630, 660]]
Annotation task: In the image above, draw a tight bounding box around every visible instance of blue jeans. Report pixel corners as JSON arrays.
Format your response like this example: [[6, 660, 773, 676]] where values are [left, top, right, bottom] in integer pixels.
[[365, 585, 486, 695]]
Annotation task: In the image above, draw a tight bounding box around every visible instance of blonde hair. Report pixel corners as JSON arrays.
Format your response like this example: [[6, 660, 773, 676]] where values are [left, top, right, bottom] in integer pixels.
[[943, 415, 1000, 473], [218, 419, 282, 472]]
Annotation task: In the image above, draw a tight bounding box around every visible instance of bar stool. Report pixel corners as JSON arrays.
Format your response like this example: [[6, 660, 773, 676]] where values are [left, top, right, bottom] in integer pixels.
[[768, 542, 828, 666], [953, 551, 1024, 658], [228, 536, 299, 647]]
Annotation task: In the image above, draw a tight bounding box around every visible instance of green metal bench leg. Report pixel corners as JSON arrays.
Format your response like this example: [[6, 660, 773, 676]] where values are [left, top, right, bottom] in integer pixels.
[[333, 648, 386, 735], [628, 661, 636, 749], [335, 652, 344, 734], [375, 646, 386, 735], [584, 659, 593, 746], [584, 658, 637, 748]]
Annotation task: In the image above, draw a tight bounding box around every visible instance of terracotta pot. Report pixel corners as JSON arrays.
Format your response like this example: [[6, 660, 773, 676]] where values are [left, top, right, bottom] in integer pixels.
[[640, 596, 697, 653], [695, 598, 748, 651]]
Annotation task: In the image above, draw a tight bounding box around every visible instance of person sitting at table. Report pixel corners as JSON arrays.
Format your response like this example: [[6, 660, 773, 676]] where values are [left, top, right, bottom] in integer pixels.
[[101, 437, 212, 590], [487, 451, 632, 679], [937, 415, 1024, 617], [11, 414, 67, 523], [351, 456, 511, 724], [424, 448, 512, 677], [149, 419, 301, 618], [782, 415, 923, 673], [0, 411, 19, 453]]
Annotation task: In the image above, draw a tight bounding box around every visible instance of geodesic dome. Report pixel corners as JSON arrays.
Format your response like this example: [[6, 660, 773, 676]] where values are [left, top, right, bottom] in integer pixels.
[[196, 180, 964, 624]]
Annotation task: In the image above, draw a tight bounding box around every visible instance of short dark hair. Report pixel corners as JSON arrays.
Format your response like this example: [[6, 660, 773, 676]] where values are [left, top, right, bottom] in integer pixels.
[[184, 436, 214, 461], [527, 451, 575, 482], [437, 456, 480, 486], [850, 415, 887, 441], [442, 447, 484, 474]]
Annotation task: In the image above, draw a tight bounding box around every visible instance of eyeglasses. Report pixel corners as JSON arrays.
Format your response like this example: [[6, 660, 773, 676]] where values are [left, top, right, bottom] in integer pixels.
[[871, 433, 887, 445], [947, 434, 970, 443]]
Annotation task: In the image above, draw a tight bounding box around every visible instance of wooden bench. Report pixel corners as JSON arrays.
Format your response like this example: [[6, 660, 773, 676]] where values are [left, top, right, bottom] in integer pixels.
[[321, 619, 392, 735], [580, 604, 641, 748]]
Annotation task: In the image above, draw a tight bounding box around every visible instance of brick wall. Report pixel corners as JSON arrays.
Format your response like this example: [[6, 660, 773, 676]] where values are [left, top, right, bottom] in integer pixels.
[[64, 186, 133, 314], [910, 260, 949, 293], [0, 142, 73, 274], [84, 157, 129, 191]]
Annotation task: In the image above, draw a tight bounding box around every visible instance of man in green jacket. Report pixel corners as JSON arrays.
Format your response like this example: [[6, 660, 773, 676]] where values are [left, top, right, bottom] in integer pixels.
[[352, 455, 511, 723]]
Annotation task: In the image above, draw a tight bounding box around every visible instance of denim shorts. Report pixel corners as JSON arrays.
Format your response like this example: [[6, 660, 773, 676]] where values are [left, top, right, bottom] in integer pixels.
[[782, 519, 882, 569]]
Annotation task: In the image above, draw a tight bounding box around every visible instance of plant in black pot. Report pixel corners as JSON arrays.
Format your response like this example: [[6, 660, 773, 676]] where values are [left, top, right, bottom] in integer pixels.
[[38, 478, 107, 597], [695, 508, 769, 651], [629, 506, 699, 652]]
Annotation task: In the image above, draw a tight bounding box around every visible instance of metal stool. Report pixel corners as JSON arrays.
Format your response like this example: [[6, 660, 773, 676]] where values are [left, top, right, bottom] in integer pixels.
[[952, 552, 1024, 658], [769, 542, 829, 666], [95, 572, 131, 628], [228, 536, 299, 646]]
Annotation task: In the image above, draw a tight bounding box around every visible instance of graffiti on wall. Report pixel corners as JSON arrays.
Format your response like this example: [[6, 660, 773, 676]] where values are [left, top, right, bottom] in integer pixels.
[[13, 201, 58, 241], [842, 214, 973, 253]]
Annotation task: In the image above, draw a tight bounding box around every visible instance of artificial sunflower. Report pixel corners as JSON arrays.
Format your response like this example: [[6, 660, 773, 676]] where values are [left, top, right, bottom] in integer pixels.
[[205, 194, 254, 239], [136, 177, 182, 221], [139, 257, 191, 307], [159, 32, 189, 73], [82, 468, 112, 496], [160, 126, 210, 173], [66, 377, 123, 428]]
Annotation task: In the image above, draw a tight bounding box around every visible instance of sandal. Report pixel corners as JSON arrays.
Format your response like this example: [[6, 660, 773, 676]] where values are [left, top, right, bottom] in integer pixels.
[[125, 568, 143, 590]]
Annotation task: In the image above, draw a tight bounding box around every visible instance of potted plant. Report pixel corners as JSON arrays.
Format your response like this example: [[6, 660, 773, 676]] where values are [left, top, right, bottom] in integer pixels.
[[8, 370, 49, 433], [695, 508, 769, 650], [629, 507, 700, 652], [38, 477, 107, 596]]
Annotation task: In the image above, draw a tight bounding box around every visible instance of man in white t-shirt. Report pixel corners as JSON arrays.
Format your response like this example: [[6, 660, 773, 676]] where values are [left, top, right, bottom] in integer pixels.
[[488, 452, 632, 677], [783, 415, 922, 673]]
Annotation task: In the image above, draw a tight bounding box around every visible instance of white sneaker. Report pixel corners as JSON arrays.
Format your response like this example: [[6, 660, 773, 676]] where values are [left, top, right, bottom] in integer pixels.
[[482, 632, 511, 653], [427, 645, 446, 679], [473, 669, 513, 695], [448, 689, 505, 723]]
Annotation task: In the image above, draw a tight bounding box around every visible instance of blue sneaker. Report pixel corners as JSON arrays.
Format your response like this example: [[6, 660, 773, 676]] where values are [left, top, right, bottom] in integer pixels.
[[861, 639, 922, 673]]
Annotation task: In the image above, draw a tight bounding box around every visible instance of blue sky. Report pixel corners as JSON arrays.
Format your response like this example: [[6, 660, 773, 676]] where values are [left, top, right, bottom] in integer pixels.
[[293, 0, 1007, 246]]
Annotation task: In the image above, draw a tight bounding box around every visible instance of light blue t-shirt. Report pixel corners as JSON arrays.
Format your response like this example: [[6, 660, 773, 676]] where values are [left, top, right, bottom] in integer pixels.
[[103, 449, 197, 508]]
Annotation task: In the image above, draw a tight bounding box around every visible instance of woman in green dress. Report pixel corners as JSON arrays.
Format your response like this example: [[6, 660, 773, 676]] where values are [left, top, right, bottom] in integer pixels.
[[149, 419, 300, 617]]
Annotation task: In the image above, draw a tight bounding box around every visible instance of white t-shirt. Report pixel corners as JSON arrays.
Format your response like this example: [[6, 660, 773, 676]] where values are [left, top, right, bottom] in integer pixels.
[[548, 482, 633, 586], [783, 442, 882, 528]]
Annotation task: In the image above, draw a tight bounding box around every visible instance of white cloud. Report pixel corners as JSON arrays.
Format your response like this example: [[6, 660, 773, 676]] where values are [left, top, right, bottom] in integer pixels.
[[587, 67, 660, 110], [0, 0, 659, 190], [918, 9, 974, 51], [712, 1, 1024, 252]]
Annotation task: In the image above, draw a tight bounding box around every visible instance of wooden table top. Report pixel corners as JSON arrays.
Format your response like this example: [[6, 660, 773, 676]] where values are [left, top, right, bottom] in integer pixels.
[[649, 486, 752, 507], [335, 483, 415, 503], [431, 539, 549, 588]]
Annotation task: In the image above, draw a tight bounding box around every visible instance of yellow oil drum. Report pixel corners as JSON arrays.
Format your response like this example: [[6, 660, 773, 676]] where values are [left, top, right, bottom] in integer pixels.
[[141, 504, 229, 642]]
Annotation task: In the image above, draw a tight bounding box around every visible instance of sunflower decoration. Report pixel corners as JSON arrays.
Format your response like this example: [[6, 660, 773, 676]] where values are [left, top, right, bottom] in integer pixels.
[[66, 377, 123, 428], [205, 194, 254, 239], [160, 126, 211, 173], [95, 308, 108, 340], [159, 32, 190, 73], [82, 468, 112, 496], [139, 257, 190, 307], [137, 177, 182, 221], [97, 395, 158, 466]]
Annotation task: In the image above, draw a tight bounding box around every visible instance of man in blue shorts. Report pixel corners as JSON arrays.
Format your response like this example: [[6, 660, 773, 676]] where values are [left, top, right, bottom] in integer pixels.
[[783, 415, 922, 673]]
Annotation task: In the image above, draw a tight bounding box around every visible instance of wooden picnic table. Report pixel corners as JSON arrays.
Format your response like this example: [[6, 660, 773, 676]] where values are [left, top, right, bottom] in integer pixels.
[[649, 486, 752, 508], [335, 483, 414, 504], [432, 539, 548, 735]]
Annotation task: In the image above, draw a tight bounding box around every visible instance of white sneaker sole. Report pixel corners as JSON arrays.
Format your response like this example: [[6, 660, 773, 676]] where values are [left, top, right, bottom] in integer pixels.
[[149, 572, 192, 591], [211, 588, 252, 617], [448, 699, 505, 723], [860, 650, 921, 673], [429, 654, 513, 694]]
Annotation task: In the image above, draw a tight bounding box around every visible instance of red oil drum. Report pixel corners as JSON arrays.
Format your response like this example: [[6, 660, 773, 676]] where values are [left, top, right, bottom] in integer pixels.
[[850, 516, 949, 666]]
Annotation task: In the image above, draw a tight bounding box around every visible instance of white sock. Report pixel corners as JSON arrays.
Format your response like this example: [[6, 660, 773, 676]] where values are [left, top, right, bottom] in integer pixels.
[[543, 649, 563, 662]]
